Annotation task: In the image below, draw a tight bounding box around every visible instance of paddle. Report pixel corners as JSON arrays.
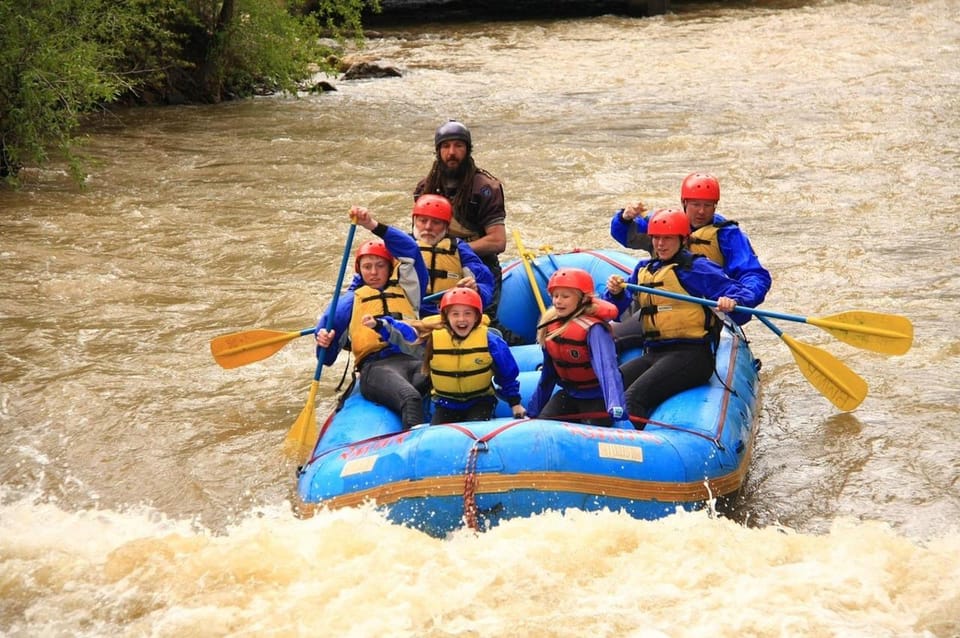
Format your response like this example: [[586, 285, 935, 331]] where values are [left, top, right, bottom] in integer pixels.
[[512, 230, 547, 313], [210, 327, 315, 369], [284, 222, 357, 463], [755, 315, 867, 411], [623, 283, 912, 355], [621, 282, 868, 410]]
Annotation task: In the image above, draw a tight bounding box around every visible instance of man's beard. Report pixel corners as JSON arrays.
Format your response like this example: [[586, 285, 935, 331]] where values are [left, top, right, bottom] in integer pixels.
[[416, 228, 446, 245], [440, 157, 468, 180]]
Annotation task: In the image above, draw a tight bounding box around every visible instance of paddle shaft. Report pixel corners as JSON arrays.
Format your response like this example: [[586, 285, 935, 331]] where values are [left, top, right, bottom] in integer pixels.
[[285, 223, 357, 462], [624, 283, 906, 340], [313, 223, 358, 381], [512, 230, 547, 313], [620, 282, 869, 410]]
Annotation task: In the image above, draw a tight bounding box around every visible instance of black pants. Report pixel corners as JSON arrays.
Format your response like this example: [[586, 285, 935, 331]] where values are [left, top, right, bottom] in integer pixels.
[[359, 354, 429, 429], [538, 391, 613, 426], [620, 343, 714, 420], [431, 396, 497, 424]]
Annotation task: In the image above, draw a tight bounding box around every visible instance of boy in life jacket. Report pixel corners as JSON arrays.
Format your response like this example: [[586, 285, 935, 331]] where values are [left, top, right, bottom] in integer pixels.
[[407, 193, 495, 318], [526, 268, 626, 427], [603, 208, 752, 427], [609, 172, 771, 326], [381, 287, 526, 424], [315, 206, 430, 430]]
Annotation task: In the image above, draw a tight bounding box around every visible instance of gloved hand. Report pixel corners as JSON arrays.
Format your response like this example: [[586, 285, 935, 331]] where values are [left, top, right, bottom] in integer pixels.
[[608, 406, 625, 420]]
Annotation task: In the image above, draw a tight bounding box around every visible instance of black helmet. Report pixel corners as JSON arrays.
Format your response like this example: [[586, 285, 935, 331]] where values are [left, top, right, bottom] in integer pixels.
[[434, 120, 472, 152]]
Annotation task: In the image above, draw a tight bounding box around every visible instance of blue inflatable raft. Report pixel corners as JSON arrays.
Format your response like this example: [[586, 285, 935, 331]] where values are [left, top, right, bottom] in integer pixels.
[[296, 249, 761, 537]]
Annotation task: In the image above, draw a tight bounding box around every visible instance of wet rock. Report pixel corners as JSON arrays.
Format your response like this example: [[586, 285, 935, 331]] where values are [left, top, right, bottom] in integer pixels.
[[340, 61, 403, 80]]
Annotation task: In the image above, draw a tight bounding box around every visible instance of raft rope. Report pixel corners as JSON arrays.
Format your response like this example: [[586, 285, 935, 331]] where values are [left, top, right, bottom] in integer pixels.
[[707, 310, 745, 401], [438, 420, 525, 531], [463, 442, 483, 530]]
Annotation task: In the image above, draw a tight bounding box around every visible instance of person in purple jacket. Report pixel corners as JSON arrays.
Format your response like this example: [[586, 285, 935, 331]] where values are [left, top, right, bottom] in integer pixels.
[[527, 267, 626, 427], [604, 208, 752, 426], [609, 172, 771, 326]]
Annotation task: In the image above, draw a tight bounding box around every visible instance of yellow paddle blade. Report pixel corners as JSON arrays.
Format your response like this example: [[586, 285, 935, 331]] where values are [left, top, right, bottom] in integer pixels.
[[210, 329, 304, 369], [781, 333, 868, 411], [809, 311, 914, 356], [284, 380, 320, 464]]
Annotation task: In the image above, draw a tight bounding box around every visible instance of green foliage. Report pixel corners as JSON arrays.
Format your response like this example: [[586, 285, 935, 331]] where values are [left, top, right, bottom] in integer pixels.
[[1, 0, 375, 187], [1, 0, 131, 184], [116, 0, 198, 98], [203, 0, 334, 98], [312, 0, 380, 40]]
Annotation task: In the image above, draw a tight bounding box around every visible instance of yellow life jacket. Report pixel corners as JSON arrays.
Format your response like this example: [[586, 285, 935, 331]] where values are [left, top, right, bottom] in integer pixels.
[[447, 216, 480, 243], [429, 325, 494, 401], [635, 260, 713, 342], [349, 281, 417, 365], [419, 237, 464, 296], [688, 220, 738, 267]]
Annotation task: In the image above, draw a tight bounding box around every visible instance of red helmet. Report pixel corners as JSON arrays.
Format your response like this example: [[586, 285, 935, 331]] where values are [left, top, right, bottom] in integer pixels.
[[412, 194, 453, 224], [439, 287, 483, 313], [647, 208, 690, 237], [680, 172, 720, 202], [547, 267, 595, 296], [354, 239, 393, 272]]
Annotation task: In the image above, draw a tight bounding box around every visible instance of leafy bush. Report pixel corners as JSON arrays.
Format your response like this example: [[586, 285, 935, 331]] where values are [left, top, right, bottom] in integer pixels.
[[1, 0, 132, 182], [203, 0, 336, 99], [1, 0, 374, 186]]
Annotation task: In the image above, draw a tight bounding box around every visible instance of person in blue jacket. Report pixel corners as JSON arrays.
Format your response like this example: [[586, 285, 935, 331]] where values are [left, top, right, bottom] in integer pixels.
[[604, 208, 752, 426], [527, 267, 626, 427], [609, 172, 771, 326], [315, 205, 430, 430], [378, 287, 526, 424], [406, 193, 495, 318]]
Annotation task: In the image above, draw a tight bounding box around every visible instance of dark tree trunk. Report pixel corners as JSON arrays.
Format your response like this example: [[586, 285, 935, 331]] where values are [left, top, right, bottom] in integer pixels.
[[200, 0, 236, 102]]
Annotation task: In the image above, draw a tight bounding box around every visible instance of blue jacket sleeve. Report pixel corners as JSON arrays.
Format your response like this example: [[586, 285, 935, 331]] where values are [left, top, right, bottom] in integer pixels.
[[488, 331, 522, 405], [676, 257, 754, 306], [376, 225, 429, 311], [344, 273, 363, 292], [610, 209, 653, 253], [458, 241, 495, 309], [378, 316, 421, 344], [377, 316, 424, 357], [526, 350, 558, 417], [715, 224, 772, 308], [587, 324, 626, 414], [610, 209, 632, 248], [314, 292, 354, 366]]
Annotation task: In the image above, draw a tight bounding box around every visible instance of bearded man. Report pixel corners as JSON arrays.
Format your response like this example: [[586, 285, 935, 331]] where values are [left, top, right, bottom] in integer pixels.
[[414, 120, 515, 339]]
